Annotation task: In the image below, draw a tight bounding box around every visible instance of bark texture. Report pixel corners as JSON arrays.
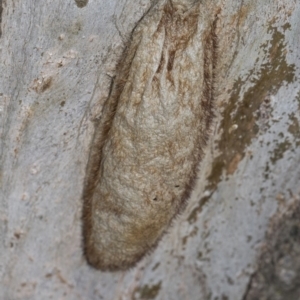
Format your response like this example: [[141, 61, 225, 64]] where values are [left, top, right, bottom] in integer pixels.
[[0, 0, 300, 299]]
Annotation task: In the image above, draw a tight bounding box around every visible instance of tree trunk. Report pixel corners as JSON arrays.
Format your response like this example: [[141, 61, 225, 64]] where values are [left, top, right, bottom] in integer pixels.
[[1, 0, 299, 299]]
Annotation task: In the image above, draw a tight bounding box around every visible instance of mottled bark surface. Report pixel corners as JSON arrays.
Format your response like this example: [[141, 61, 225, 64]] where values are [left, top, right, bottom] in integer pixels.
[[0, 0, 300, 299]]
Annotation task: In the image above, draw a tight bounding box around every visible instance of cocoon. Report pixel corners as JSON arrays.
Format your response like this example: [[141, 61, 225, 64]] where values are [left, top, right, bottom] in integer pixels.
[[82, 0, 217, 271]]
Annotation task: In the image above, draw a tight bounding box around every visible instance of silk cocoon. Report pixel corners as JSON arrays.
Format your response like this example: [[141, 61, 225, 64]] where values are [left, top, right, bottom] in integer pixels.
[[83, 0, 217, 271]]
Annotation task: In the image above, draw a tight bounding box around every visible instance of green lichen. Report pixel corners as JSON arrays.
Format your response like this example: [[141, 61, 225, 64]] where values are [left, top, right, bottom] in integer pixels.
[[296, 91, 300, 111], [243, 201, 300, 300], [181, 226, 198, 246], [187, 194, 211, 223], [188, 23, 296, 223], [208, 24, 295, 189], [270, 138, 292, 164], [134, 282, 162, 300], [288, 113, 300, 147]]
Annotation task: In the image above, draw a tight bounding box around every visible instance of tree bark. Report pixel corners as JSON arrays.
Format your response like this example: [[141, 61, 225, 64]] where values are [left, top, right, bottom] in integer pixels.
[[0, 0, 300, 299]]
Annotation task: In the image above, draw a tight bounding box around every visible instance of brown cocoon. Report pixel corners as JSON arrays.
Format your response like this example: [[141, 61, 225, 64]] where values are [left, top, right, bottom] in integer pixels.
[[82, 0, 217, 271]]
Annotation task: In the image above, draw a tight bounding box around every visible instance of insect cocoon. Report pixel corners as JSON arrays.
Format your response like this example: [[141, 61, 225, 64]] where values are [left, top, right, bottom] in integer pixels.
[[82, 0, 217, 271]]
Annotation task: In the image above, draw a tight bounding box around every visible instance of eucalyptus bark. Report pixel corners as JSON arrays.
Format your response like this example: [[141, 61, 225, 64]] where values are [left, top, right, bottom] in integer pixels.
[[0, 0, 300, 299]]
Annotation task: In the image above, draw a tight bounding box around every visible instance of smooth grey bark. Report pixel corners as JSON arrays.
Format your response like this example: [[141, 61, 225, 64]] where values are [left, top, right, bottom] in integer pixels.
[[0, 0, 300, 299]]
